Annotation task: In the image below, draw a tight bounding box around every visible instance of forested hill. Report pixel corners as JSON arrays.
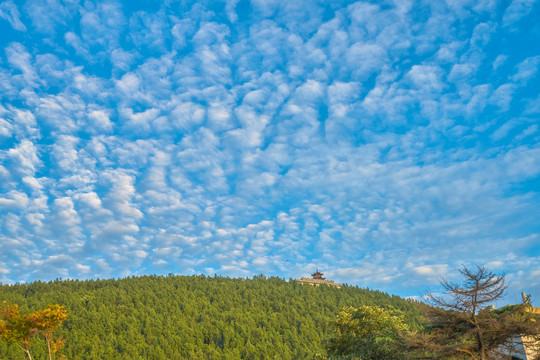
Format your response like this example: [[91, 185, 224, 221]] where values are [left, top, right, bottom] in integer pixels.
[[0, 275, 422, 359]]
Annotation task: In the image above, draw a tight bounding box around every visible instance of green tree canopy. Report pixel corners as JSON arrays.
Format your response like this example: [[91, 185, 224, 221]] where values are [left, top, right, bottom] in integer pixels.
[[0, 275, 423, 359], [324, 305, 409, 360]]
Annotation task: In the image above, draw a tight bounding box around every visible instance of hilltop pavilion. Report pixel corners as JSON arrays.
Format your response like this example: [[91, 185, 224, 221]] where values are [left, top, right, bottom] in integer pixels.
[[295, 269, 341, 288]]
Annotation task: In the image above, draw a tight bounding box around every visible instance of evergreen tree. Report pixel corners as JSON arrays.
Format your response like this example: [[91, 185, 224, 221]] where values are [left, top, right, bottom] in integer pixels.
[[1, 275, 423, 359]]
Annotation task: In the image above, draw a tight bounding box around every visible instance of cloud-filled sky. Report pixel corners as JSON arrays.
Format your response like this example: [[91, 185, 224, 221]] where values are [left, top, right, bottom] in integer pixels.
[[0, 0, 539, 304]]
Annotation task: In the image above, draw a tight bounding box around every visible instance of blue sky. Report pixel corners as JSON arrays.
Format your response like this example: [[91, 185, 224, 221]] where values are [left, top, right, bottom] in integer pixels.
[[0, 0, 539, 304]]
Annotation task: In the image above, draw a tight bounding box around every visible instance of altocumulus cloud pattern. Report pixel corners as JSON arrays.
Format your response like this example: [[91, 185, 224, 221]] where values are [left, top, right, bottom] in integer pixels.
[[0, 0, 539, 302]]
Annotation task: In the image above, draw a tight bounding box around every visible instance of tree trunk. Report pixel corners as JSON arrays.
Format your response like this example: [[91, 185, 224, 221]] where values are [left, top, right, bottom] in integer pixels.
[[472, 296, 486, 360], [477, 330, 486, 360], [16, 343, 33, 360], [46, 337, 52, 360]]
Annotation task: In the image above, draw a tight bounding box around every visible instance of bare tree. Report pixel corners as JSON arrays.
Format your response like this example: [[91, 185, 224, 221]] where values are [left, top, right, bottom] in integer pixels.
[[407, 265, 540, 360]]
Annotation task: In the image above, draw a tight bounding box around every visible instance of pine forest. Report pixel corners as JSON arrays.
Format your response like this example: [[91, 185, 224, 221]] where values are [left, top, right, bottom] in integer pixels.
[[0, 275, 423, 359]]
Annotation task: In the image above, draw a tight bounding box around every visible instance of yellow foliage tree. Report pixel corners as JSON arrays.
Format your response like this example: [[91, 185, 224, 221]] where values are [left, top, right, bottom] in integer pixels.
[[0, 302, 68, 360]]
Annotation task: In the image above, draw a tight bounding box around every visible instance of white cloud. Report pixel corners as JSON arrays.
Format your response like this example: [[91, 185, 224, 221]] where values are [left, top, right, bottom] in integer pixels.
[[79, 1, 125, 48], [64, 32, 91, 60], [7, 140, 41, 176], [512, 56, 540, 84], [9, 107, 39, 139], [333, 264, 403, 285], [22, 176, 43, 191], [116, 72, 140, 95], [110, 48, 138, 71], [120, 107, 160, 133], [0, 1, 26, 31], [129, 11, 168, 50], [250, 0, 281, 18], [37, 94, 84, 134], [75, 264, 91, 273], [493, 54, 508, 70], [95, 258, 113, 274], [94, 221, 140, 245], [225, 0, 240, 22], [0, 0, 536, 304], [52, 197, 80, 228], [413, 264, 450, 277], [407, 65, 444, 92], [32, 254, 75, 280], [171, 101, 205, 129], [0, 190, 29, 210], [0, 118, 12, 137], [6, 43, 37, 87], [51, 135, 79, 172], [489, 83, 515, 111], [101, 170, 143, 220], [436, 41, 465, 62], [448, 63, 476, 83], [77, 192, 103, 210], [503, 0, 537, 27], [346, 43, 387, 80], [87, 110, 113, 132], [524, 94, 540, 114], [24, 0, 76, 35]]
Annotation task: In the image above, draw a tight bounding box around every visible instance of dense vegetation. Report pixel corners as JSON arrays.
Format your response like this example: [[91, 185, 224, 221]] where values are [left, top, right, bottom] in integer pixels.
[[0, 274, 422, 359], [319, 266, 540, 360], [405, 266, 540, 360], [324, 305, 410, 360]]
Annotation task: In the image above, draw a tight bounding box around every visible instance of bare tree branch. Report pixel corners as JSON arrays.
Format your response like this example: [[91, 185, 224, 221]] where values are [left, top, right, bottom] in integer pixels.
[[408, 265, 540, 360]]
